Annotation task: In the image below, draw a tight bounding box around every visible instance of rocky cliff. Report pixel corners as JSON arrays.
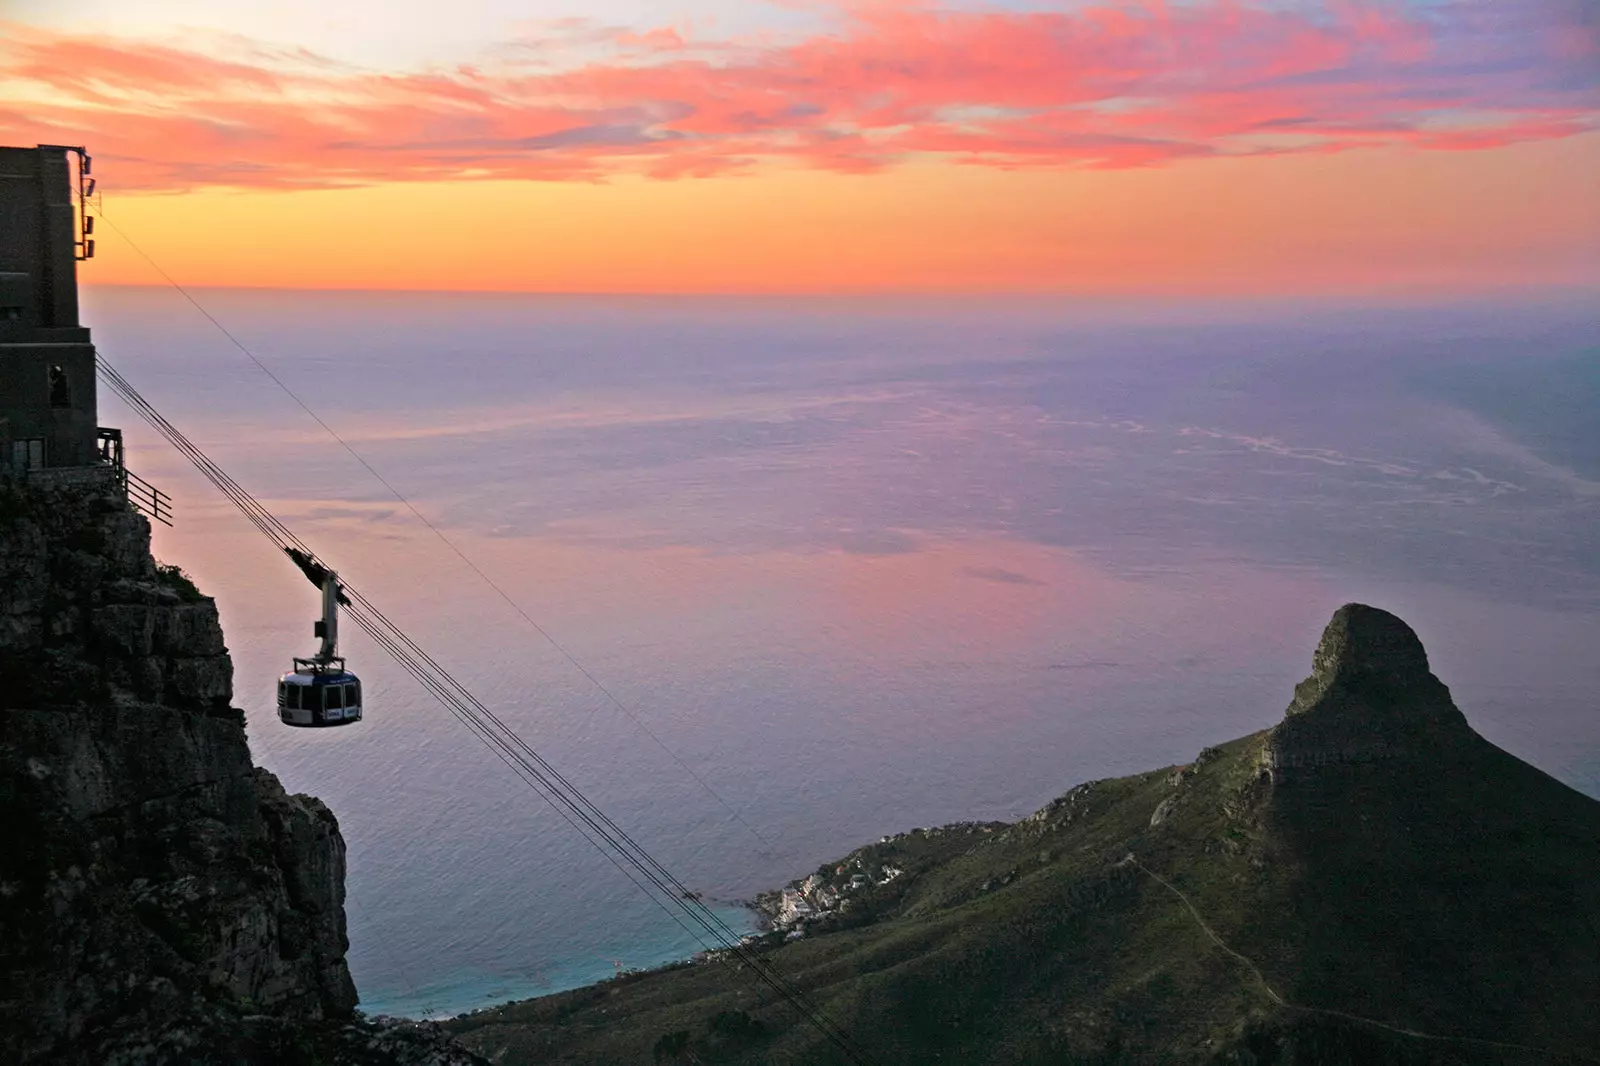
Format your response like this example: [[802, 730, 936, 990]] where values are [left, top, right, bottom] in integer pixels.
[[1264, 603, 1470, 775], [0, 470, 482, 1065]]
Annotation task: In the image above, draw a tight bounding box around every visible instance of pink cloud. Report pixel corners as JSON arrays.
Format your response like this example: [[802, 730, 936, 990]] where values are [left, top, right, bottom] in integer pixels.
[[1, 0, 1594, 191]]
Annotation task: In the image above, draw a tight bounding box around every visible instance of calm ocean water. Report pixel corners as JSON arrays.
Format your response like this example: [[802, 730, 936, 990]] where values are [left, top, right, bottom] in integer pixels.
[[81, 287, 1600, 1018]]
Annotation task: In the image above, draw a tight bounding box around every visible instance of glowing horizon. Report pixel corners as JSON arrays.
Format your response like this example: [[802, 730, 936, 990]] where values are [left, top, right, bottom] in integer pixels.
[[5, 0, 1598, 294]]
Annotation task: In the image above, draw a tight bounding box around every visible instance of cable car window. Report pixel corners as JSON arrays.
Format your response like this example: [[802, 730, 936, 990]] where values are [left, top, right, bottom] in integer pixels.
[[347, 681, 361, 707], [326, 685, 344, 710], [286, 685, 302, 710]]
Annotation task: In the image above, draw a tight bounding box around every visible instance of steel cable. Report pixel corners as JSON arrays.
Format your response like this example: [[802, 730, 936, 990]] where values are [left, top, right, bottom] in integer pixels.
[[95, 358, 875, 1064]]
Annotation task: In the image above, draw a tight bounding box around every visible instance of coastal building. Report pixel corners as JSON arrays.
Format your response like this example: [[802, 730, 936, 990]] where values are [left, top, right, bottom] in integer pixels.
[[777, 889, 813, 926]]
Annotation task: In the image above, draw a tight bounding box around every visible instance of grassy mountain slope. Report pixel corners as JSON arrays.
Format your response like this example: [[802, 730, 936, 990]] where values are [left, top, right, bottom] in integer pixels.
[[444, 605, 1600, 1065]]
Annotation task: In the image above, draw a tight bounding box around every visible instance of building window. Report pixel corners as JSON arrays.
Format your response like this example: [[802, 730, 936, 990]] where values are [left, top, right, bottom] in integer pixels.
[[49, 365, 72, 408], [11, 438, 45, 470]]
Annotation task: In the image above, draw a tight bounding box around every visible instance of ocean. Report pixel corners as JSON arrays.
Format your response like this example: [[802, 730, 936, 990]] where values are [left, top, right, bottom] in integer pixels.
[[80, 286, 1600, 1018]]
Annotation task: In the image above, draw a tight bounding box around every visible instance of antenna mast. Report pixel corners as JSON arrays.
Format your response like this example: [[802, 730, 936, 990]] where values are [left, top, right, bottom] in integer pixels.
[[36, 144, 95, 260]]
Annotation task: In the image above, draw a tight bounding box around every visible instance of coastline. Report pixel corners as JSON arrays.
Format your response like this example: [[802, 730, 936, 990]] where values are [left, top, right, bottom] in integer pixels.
[[400, 820, 1009, 1022], [358, 901, 761, 1020]]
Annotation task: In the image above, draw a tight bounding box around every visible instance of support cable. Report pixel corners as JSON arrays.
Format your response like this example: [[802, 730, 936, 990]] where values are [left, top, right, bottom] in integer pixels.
[[94, 359, 874, 1065], [94, 210, 782, 863]]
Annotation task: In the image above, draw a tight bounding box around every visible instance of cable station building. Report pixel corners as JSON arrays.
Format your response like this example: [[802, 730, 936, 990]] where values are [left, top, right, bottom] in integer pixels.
[[1, 143, 167, 521], [0, 144, 100, 472]]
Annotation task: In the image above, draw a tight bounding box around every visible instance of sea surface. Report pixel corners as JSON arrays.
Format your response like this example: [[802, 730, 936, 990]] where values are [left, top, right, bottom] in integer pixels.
[[81, 287, 1600, 1018]]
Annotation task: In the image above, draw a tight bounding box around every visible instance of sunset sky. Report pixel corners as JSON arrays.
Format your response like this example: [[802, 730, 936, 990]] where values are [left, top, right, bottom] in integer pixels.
[[4, 0, 1598, 293]]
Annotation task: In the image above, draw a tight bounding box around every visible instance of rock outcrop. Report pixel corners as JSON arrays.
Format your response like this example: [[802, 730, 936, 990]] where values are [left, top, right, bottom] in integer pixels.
[[0, 468, 233, 711], [1264, 603, 1470, 776], [0, 470, 482, 1065]]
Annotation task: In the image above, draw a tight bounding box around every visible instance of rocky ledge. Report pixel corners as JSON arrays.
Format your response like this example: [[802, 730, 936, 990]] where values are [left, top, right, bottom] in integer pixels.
[[0, 472, 483, 1065], [0, 468, 233, 711]]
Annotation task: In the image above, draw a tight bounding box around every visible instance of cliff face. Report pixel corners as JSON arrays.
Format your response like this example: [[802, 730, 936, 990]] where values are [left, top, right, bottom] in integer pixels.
[[0, 471, 479, 1065], [1264, 603, 1471, 774], [0, 469, 232, 712]]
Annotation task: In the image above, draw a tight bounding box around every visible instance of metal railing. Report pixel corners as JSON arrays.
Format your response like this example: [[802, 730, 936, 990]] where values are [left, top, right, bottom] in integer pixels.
[[124, 466, 172, 526], [98, 426, 172, 526]]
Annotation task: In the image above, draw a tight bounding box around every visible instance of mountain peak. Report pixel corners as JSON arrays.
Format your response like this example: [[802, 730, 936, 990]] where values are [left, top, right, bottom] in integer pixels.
[[443, 597, 1600, 1064], [1293, 603, 1433, 710], [1267, 604, 1469, 774]]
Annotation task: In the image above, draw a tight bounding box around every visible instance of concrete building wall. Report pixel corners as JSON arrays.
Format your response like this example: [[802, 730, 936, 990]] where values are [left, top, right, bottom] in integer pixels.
[[0, 345, 98, 467], [0, 145, 98, 471]]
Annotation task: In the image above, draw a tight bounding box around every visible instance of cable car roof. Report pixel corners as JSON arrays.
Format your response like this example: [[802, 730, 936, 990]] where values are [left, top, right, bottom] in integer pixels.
[[280, 670, 360, 685]]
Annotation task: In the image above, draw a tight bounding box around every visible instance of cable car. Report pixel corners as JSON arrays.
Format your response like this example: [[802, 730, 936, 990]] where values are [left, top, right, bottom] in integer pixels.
[[279, 566, 363, 728]]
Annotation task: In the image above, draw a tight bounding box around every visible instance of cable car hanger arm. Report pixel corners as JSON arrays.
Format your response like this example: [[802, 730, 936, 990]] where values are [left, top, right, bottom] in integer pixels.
[[285, 546, 350, 605]]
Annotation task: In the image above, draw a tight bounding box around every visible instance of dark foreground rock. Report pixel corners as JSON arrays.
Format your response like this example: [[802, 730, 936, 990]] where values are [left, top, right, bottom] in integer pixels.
[[76, 1015, 487, 1066], [0, 472, 484, 1065]]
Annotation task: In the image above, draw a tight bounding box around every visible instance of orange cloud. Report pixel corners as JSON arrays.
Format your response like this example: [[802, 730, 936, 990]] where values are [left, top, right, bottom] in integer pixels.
[[2, 1, 1594, 191]]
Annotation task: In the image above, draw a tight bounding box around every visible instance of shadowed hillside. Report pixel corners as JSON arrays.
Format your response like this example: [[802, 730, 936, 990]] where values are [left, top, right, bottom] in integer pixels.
[[445, 604, 1600, 1065]]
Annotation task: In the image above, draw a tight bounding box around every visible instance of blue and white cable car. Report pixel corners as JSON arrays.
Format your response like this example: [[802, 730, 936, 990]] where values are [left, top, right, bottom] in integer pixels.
[[278, 566, 363, 728]]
